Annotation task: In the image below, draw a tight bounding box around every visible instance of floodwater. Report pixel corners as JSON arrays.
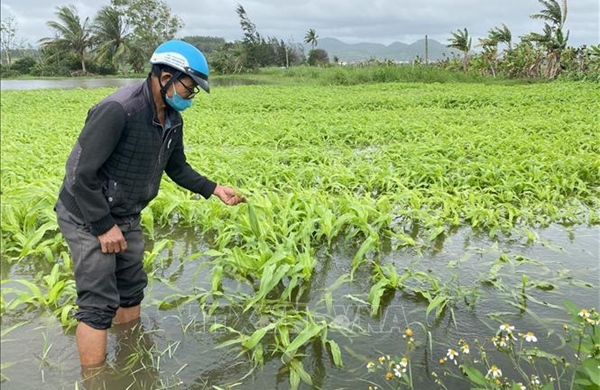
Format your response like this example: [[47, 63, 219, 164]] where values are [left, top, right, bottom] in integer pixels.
[[0, 77, 265, 91], [1, 225, 598, 390]]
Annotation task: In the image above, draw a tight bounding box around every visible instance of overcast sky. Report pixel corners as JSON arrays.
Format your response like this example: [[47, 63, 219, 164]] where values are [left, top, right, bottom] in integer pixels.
[[1, 0, 599, 49]]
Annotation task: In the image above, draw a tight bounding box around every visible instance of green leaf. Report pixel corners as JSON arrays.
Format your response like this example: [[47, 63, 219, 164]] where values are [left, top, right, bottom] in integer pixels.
[[459, 364, 487, 386], [289, 366, 300, 390], [284, 323, 323, 359], [288, 358, 313, 386], [426, 293, 449, 319], [327, 340, 343, 367], [351, 234, 378, 274], [247, 202, 262, 239], [427, 226, 445, 241], [581, 358, 600, 386], [244, 261, 291, 311], [203, 249, 224, 257], [60, 304, 74, 326], [367, 278, 390, 316], [211, 265, 223, 292], [0, 321, 28, 338], [242, 323, 276, 350]]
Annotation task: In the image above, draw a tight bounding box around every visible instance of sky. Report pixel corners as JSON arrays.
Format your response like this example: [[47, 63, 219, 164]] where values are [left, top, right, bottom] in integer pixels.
[[1, 0, 599, 49]]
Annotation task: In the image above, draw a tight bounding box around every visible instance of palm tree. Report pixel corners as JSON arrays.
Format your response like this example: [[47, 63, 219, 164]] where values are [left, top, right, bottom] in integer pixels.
[[526, 0, 569, 78], [92, 6, 132, 74], [530, 0, 567, 29], [447, 28, 471, 71], [478, 24, 512, 77], [39, 5, 92, 73], [304, 29, 318, 50], [478, 37, 499, 77], [488, 24, 512, 51]]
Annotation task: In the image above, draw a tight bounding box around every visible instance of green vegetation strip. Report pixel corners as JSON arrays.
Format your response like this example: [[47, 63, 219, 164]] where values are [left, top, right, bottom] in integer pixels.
[[1, 80, 599, 388]]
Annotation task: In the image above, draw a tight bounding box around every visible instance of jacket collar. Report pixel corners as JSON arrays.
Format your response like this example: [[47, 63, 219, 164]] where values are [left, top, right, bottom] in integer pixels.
[[144, 76, 182, 128]]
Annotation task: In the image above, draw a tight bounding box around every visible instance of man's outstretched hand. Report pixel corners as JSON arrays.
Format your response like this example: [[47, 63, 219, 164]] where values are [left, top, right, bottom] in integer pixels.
[[213, 185, 246, 206]]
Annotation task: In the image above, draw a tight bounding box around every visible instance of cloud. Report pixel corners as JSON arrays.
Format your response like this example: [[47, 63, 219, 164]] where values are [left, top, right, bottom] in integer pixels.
[[1, 0, 598, 47]]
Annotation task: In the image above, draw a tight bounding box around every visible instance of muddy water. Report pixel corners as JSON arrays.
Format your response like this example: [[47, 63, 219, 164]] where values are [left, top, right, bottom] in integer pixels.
[[0, 78, 265, 91], [1, 225, 598, 389]]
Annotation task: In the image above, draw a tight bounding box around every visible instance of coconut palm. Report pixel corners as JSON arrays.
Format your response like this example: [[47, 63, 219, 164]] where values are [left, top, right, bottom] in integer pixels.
[[92, 6, 132, 74], [447, 28, 471, 71], [304, 28, 319, 50], [39, 5, 92, 73]]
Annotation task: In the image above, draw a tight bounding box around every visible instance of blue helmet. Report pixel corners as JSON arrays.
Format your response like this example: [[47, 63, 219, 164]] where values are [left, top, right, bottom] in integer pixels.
[[150, 40, 210, 93]]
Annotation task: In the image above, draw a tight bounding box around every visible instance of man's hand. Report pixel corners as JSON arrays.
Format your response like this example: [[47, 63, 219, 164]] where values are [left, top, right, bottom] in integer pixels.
[[213, 184, 246, 206], [98, 225, 127, 253]]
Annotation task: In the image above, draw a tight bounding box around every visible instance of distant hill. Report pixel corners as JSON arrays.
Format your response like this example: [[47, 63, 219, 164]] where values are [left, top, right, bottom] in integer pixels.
[[313, 37, 461, 63]]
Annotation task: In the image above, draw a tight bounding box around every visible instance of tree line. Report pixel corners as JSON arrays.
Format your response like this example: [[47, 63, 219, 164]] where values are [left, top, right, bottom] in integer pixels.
[[444, 0, 598, 79], [0, 0, 598, 80], [0, 1, 319, 77]]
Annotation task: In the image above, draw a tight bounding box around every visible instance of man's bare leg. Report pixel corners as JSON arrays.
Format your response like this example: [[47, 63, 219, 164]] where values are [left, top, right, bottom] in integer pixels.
[[77, 322, 107, 368], [113, 305, 141, 325]]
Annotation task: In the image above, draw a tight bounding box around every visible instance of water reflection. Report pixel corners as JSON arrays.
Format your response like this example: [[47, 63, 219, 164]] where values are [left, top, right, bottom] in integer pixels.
[[0, 78, 142, 91], [0, 78, 266, 91], [82, 320, 160, 390], [0, 225, 598, 389]]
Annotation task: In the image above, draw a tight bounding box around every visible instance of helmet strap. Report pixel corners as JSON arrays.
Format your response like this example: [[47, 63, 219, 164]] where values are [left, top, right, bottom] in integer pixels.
[[158, 70, 182, 99]]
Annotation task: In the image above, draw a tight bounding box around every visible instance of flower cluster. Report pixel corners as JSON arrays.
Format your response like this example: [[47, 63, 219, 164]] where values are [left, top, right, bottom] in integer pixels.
[[367, 353, 411, 385], [491, 322, 538, 351], [519, 331, 538, 343], [368, 311, 597, 390], [402, 327, 416, 350], [486, 364, 502, 379], [436, 323, 550, 388], [439, 338, 471, 365], [365, 328, 414, 387], [577, 308, 600, 326]]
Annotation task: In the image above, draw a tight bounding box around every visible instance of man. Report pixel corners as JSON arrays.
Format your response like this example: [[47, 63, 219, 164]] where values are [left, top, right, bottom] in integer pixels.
[[55, 40, 245, 374]]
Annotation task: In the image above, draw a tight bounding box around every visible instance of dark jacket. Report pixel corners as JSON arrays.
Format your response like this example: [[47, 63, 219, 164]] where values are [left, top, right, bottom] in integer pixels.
[[59, 77, 216, 236]]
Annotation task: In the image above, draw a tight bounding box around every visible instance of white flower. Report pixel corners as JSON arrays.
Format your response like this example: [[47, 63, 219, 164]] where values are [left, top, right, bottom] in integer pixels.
[[500, 323, 515, 333], [486, 365, 502, 379], [399, 357, 408, 368], [393, 364, 403, 378], [517, 383, 526, 390], [446, 349, 459, 365], [460, 343, 470, 354], [578, 309, 590, 319], [524, 332, 537, 343], [531, 375, 541, 385]]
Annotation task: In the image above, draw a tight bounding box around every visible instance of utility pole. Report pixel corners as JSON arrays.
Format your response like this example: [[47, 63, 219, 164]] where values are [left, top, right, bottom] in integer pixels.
[[425, 35, 429, 65]]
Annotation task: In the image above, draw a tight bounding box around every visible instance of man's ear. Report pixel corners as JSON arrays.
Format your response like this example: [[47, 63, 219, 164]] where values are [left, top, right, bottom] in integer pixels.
[[161, 71, 172, 84]]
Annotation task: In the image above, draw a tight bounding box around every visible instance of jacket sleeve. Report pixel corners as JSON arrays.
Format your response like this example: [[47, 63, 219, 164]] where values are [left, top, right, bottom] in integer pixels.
[[66, 101, 126, 235], [164, 136, 217, 199]]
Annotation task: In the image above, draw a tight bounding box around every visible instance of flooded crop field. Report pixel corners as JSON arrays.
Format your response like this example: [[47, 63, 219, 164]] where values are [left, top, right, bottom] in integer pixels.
[[1, 81, 599, 389]]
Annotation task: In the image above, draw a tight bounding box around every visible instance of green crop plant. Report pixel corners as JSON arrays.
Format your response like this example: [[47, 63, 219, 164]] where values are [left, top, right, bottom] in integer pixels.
[[1, 80, 598, 388], [210, 306, 343, 389]]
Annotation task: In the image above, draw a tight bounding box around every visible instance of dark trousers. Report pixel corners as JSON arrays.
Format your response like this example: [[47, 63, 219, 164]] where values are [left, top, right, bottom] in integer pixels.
[[55, 200, 147, 330]]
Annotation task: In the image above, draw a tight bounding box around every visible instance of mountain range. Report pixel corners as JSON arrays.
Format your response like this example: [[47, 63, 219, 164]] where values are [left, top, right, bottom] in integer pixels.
[[313, 37, 461, 63]]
